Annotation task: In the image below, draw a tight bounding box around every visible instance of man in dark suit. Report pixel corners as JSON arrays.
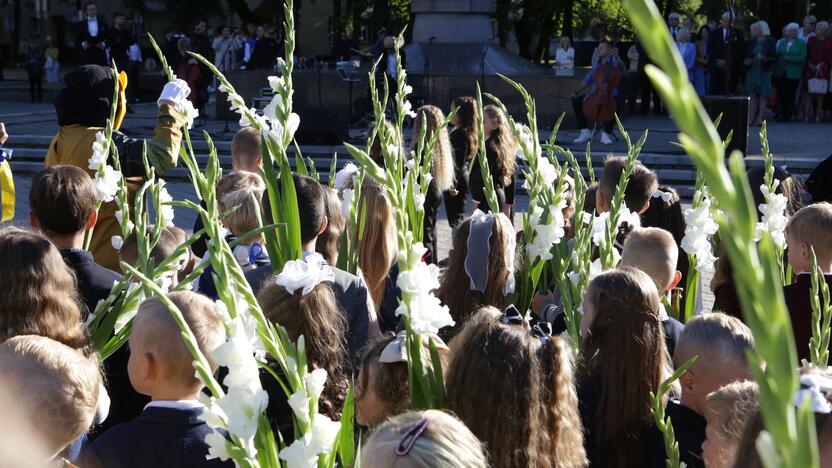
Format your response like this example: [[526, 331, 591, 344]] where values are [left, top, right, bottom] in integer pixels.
[[246, 174, 380, 366], [783, 203, 832, 362], [108, 12, 133, 72], [77, 2, 108, 66], [708, 12, 745, 95], [374, 35, 407, 97]]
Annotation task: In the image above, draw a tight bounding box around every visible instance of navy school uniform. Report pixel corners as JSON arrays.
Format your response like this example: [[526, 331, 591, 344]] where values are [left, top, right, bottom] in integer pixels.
[[79, 402, 233, 468]]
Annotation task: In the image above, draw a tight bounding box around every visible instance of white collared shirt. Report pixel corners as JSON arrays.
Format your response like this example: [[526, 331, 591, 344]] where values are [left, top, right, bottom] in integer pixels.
[[144, 399, 204, 411], [87, 16, 99, 37]]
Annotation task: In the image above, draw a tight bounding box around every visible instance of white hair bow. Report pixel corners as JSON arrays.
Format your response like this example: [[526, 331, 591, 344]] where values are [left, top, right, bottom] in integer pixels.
[[653, 190, 672, 203], [275, 253, 335, 295], [378, 331, 449, 364], [334, 162, 359, 192], [794, 373, 832, 414]]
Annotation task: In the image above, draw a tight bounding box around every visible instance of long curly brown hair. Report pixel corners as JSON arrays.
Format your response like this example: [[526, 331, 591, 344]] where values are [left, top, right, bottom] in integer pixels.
[[257, 280, 349, 419], [0, 227, 87, 351], [577, 267, 668, 468], [437, 215, 513, 341], [413, 105, 454, 192], [482, 104, 517, 187], [445, 307, 587, 468], [452, 96, 479, 161]]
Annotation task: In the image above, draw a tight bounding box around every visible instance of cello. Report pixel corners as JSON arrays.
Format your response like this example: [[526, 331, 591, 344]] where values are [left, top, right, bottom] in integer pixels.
[[582, 58, 623, 127]]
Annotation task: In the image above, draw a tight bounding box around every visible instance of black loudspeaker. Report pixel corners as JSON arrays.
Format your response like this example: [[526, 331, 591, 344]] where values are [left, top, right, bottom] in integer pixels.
[[702, 95, 749, 157], [294, 109, 350, 145]]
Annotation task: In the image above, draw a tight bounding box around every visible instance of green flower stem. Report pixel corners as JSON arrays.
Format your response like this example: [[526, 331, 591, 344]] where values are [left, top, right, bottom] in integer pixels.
[[809, 248, 832, 368], [651, 356, 697, 468]]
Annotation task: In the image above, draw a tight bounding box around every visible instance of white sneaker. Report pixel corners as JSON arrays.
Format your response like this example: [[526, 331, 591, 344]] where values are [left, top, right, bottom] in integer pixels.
[[600, 132, 614, 145], [573, 129, 592, 144]]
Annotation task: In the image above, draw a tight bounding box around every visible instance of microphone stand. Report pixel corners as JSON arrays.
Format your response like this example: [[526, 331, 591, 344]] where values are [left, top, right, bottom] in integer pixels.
[[480, 42, 490, 94], [426, 36, 436, 103]]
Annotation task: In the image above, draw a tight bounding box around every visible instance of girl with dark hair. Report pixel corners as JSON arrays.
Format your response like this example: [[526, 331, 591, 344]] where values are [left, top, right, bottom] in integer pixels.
[[445, 96, 479, 229], [468, 104, 517, 217], [578, 267, 671, 467], [445, 306, 587, 467]]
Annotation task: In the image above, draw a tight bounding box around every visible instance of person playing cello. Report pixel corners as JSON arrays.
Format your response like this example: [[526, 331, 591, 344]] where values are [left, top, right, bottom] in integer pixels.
[[572, 38, 624, 145]]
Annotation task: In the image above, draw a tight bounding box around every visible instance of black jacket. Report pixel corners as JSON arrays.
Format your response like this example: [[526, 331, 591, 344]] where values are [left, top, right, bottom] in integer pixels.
[[449, 127, 471, 194], [708, 27, 745, 73], [77, 16, 109, 66], [80, 406, 234, 468], [645, 400, 706, 468], [61, 248, 121, 315]]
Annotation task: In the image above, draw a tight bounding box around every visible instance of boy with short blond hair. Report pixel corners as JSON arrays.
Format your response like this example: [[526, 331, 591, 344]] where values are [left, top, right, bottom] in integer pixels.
[[596, 156, 658, 214], [783, 202, 832, 362], [231, 127, 263, 172], [647, 313, 755, 468], [80, 291, 232, 468], [621, 227, 685, 356], [0, 335, 102, 463]]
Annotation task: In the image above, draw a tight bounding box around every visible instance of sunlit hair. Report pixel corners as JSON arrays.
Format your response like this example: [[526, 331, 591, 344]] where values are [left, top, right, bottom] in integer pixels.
[[0, 335, 101, 457], [578, 267, 668, 467], [216, 170, 265, 211], [222, 186, 266, 244], [133, 292, 226, 390], [621, 227, 678, 292], [231, 127, 262, 170], [257, 281, 348, 418], [413, 105, 454, 192], [673, 312, 753, 369], [437, 214, 513, 340], [452, 96, 479, 161], [316, 186, 344, 265], [785, 202, 832, 260], [355, 180, 397, 310], [705, 380, 759, 466], [358, 333, 410, 421], [481, 104, 517, 187], [598, 156, 658, 213], [0, 227, 87, 350], [361, 410, 488, 468], [119, 226, 189, 271], [446, 307, 586, 467]]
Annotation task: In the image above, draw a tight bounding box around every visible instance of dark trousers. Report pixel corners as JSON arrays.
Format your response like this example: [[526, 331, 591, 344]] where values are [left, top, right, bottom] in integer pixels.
[[443, 188, 467, 230], [572, 94, 614, 133], [423, 180, 441, 264], [777, 77, 800, 122], [639, 68, 663, 113], [709, 67, 740, 95], [28, 69, 42, 103]]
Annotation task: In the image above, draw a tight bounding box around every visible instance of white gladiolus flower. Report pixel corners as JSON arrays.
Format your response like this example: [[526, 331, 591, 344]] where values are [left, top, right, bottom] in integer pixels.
[[279, 436, 319, 468], [88, 131, 108, 171], [306, 414, 341, 454], [114, 210, 134, 233], [111, 235, 123, 251], [402, 99, 417, 118], [304, 369, 328, 401], [537, 158, 558, 186], [403, 84, 413, 95], [397, 262, 442, 294], [396, 291, 454, 336], [340, 188, 354, 220], [386, 143, 399, 158], [204, 430, 233, 461], [590, 212, 610, 246], [287, 389, 311, 425], [93, 165, 121, 202], [681, 197, 719, 273], [175, 99, 199, 129], [526, 204, 566, 262], [754, 183, 789, 248], [412, 182, 425, 212], [158, 184, 175, 227]]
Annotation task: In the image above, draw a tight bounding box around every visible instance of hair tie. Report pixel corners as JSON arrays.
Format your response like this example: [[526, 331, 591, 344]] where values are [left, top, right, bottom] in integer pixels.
[[532, 321, 553, 345], [275, 253, 335, 295], [464, 210, 516, 295], [794, 373, 832, 414], [653, 190, 672, 203], [378, 331, 449, 364], [501, 305, 524, 325], [395, 417, 429, 456]]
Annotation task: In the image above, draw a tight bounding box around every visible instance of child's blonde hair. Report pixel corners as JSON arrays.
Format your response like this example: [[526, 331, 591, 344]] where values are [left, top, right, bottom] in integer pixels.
[[362, 409, 488, 468], [0, 335, 101, 456], [673, 313, 754, 369], [119, 226, 189, 271], [785, 202, 832, 260], [222, 187, 266, 244], [133, 292, 226, 390], [705, 380, 759, 456], [216, 170, 265, 209], [413, 105, 455, 192], [481, 104, 517, 187], [621, 227, 679, 292], [231, 127, 262, 170]]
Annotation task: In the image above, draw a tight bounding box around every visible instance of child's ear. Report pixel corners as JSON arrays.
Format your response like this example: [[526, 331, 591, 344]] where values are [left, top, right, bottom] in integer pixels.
[[144, 352, 158, 381], [85, 210, 98, 230], [638, 199, 650, 214], [681, 369, 696, 393], [28, 212, 40, 230], [668, 271, 682, 291], [595, 190, 607, 212], [318, 217, 329, 236]]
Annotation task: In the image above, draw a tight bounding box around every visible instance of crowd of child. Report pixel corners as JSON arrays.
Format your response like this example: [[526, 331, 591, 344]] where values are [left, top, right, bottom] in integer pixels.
[[3, 78, 832, 468]]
